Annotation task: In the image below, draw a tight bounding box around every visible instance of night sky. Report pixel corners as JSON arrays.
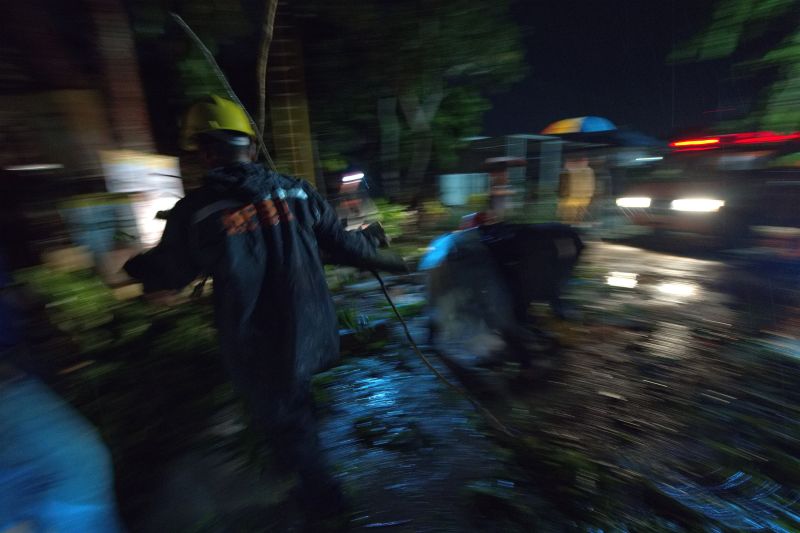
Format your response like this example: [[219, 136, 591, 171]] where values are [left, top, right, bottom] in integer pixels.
[[484, 1, 733, 140]]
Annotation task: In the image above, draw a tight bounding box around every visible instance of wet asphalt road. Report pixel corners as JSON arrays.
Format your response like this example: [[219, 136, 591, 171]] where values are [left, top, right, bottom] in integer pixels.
[[312, 236, 800, 531]]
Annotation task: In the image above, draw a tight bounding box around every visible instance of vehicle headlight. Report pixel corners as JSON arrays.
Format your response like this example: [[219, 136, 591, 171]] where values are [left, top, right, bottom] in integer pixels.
[[670, 198, 725, 212], [616, 197, 651, 208]]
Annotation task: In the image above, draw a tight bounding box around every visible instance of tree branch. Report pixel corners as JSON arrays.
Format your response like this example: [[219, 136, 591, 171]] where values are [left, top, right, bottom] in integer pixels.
[[257, 0, 279, 137]]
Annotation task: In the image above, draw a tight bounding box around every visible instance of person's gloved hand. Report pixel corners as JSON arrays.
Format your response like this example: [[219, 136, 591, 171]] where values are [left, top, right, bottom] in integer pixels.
[[122, 252, 147, 280], [368, 251, 412, 274], [361, 222, 391, 248]]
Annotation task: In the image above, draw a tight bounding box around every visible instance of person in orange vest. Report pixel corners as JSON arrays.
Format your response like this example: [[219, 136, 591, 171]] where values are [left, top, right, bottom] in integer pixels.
[[557, 154, 596, 224]]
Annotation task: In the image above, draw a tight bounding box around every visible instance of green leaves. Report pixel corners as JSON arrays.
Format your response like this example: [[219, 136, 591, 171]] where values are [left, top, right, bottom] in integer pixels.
[[303, 0, 525, 195], [432, 88, 490, 169], [15, 266, 118, 355], [670, 0, 800, 132], [697, 0, 750, 61], [670, 0, 796, 63], [760, 60, 800, 131], [374, 199, 410, 240]]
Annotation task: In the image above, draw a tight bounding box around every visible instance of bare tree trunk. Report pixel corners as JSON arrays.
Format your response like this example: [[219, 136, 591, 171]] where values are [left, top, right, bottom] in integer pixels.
[[378, 96, 401, 200], [256, 0, 279, 137], [406, 132, 434, 205], [399, 90, 444, 203]]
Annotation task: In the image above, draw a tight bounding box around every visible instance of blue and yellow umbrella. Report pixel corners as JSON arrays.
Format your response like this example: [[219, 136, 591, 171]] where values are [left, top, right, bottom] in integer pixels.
[[542, 116, 616, 135]]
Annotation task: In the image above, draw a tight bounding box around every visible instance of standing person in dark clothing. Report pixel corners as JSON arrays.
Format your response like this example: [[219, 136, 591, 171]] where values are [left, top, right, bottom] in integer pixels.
[[124, 95, 407, 529]]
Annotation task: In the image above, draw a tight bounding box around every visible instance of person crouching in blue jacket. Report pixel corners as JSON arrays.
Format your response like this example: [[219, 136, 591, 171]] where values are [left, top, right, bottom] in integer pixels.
[[0, 255, 122, 533]]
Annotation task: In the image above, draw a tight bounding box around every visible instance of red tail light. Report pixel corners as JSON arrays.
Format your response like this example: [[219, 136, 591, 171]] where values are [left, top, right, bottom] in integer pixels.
[[670, 138, 720, 148], [731, 132, 800, 144], [670, 131, 800, 151]]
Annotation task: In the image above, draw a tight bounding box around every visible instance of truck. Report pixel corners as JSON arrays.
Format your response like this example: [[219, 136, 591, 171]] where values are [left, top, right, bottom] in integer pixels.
[[615, 131, 800, 247]]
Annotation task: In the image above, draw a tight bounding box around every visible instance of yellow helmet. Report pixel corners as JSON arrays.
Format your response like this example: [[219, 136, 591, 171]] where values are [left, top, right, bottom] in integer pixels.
[[180, 95, 256, 150]]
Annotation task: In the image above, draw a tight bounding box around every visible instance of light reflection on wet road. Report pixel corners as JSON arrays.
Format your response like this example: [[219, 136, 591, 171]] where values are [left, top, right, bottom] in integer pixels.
[[315, 240, 800, 531]]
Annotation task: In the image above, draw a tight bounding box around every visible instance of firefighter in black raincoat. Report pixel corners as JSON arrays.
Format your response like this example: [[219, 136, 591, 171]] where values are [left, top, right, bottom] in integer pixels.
[[124, 95, 407, 528]]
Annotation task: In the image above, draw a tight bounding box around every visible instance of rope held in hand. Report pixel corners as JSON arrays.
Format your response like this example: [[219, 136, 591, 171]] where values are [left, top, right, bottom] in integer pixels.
[[371, 270, 516, 437]]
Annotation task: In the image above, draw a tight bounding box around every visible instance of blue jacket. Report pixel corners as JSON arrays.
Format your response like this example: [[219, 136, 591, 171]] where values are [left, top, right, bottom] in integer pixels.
[[125, 163, 380, 382]]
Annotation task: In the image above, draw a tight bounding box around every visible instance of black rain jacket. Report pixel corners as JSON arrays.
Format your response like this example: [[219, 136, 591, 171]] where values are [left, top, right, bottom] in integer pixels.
[[124, 162, 380, 383]]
